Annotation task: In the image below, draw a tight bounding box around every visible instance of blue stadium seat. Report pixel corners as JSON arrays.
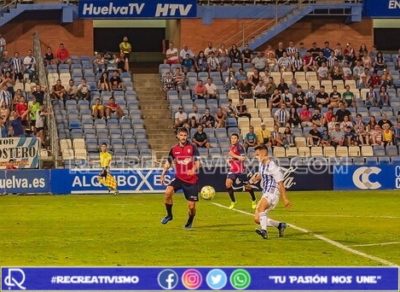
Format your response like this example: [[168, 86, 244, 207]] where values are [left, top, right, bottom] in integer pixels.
[[226, 118, 238, 128]]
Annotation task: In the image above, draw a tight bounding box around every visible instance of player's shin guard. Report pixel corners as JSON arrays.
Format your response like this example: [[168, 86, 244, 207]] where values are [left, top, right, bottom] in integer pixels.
[[185, 209, 196, 228], [226, 187, 236, 202]]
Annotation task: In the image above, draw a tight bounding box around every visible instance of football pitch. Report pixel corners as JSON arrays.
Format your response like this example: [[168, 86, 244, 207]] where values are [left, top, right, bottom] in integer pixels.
[[0, 190, 399, 267]]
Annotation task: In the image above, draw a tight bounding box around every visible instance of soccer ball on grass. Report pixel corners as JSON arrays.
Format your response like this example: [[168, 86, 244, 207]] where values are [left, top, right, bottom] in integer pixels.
[[200, 185, 216, 200]]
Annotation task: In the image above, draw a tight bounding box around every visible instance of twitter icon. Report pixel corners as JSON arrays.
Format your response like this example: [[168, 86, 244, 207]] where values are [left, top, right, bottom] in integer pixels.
[[206, 269, 227, 290]]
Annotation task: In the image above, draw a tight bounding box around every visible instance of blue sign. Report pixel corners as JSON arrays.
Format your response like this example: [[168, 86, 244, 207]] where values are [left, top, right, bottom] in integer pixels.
[[1, 267, 398, 291], [50, 169, 174, 194], [363, 0, 400, 17], [0, 170, 51, 194], [78, 0, 197, 19], [334, 165, 400, 190]]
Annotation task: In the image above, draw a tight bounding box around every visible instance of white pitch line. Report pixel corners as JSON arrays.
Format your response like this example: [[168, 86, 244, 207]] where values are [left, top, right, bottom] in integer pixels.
[[351, 242, 400, 247], [283, 214, 400, 220], [212, 202, 398, 267]]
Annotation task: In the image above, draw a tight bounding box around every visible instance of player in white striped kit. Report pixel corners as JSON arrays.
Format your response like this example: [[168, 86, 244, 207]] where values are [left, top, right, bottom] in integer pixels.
[[251, 145, 291, 239]]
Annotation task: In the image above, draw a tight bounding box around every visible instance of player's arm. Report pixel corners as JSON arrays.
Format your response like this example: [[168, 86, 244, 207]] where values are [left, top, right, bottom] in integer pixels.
[[161, 150, 173, 184], [229, 145, 246, 161]]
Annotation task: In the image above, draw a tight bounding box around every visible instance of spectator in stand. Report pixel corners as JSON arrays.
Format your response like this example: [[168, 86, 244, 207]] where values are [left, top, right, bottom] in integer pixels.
[[3, 71, 14, 97], [381, 69, 393, 87], [378, 85, 390, 106], [374, 51, 385, 72], [293, 85, 306, 108], [188, 104, 201, 124], [302, 51, 314, 72], [92, 98, 105, 119], [174, 106, 187, 129], [340, 115, 353, 131], [207, 51, 220, 72], [119, 36, 132, 71], [368, 71, 381, 88], [15, 95, 28, 124], [282, 126, 294, 147], [215, 106, 226, 128], [359, 68, 370, 88], [23, 49, 36, 81], [65, 79, 78, 100], [281, 88, 293, 108], [265, 77, 276, 99], [193, 79, 207, 99], [343, 126, 358, 146], [10, 52, 23, 81], [244, 126, 258, 150], [0, 103, 10, 121], [98, 72, 111, 92], [288, 106, 301, 128], [162, 72, 175, 96], [299, 104, 312, 128], [317, 62, 329, 80], [56, 43, 71, 64], [31, 85, 45, 105], [394, 120, 400, 145], [236, 98, 251, 119], [335, 102, 351, 123], [266, 51, 278, 72], [242, 44, 253, 64], [238, 79, 253, 99], [218, 43, 229, 55], [270, 89, 282, 108], [330, 123, 344, 147], [200, 108, 215, 128], [195, 51, 208, 72], [270, 124, 283, 146], [254, 80, 267, 99], [205, 78, 218, 99], [356, 123, 369, 145], [35, 105, 48, 146], [275, 42, 285, 59], [218, 51, 231, 72], [44, 47, 55, 66], [252, 51, 266, 72], [172, 67, 185, 91], [308, 42, 321, 59], [105, 97, 124, 119], [192, 125, 210, 148], [378, 113, 393, 129], [51, 79, 66, 102], [342, 85, 355, 107], [382, 123, 393, 146], [93, 52, 106, 73], [365, 85, 378, 108], [311, 108, 323, 127], [204, 42, 216, 57], [181, 53, 195, 73], [298, 42, 307, 58], [180, 45, 195, 60], [224, 70, 237, 91], [277, 51, 291, 72], [327, 116, 337, 133], [165, 42, 179, 65], [28, 96, 40, 132], [307, 123, 322, 146], [0, 116, 8, 137], [77, 78, 91, 100], [329, 85, 341, 108], [367, 115, 378, 132], [110, 71, 124, 91], [277, 78, 289, 93], [274, 103, 289, 127], [229, 44, 241, 63], [248, 69, 260, 88], [369, 124, 383, 145], [5, 159, 17, 169], [225, 98, 238, 118], [0, 33, 6, 59], [256, 122, 270, 145], [235, 68, 247, 82], [315, 51, 327, 67], [291, 52, 303, 72]]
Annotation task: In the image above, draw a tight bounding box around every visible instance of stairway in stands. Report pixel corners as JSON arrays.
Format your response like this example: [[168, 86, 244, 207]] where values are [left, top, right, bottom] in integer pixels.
[[134, 73, 177, 161]]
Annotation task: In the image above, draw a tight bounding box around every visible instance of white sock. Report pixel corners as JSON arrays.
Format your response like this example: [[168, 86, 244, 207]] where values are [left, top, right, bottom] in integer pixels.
[[267, 218, 280, 227], [259, 212, 267, 230]]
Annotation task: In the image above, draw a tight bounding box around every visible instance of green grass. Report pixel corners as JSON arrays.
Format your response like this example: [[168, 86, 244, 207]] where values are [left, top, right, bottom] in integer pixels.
[[0, 191, 399, 266]]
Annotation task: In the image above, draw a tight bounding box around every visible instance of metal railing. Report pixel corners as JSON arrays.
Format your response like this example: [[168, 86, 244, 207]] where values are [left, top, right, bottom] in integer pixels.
[[33, 32, 60, 168]]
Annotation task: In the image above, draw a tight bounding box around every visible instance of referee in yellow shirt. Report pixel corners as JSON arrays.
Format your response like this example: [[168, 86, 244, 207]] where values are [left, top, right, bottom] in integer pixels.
[[98, 143, 118, 195]]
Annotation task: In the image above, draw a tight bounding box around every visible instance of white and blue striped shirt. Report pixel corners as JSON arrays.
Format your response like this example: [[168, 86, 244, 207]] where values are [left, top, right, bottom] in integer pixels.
[[259, 160, 283, 194]]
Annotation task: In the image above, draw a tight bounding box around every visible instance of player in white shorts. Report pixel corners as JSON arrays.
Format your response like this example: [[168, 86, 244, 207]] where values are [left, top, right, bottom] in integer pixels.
[[250, 145, 291, 239]]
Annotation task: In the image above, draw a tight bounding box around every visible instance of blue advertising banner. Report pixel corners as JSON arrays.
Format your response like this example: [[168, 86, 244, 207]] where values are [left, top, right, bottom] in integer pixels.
[[50, 169, 174, 194], [1, 267, 398, 291], [0, 170, 51, 194], [363, 0, 400, 17], [334, 165, 400, 190], [78, 0, 197, 19]]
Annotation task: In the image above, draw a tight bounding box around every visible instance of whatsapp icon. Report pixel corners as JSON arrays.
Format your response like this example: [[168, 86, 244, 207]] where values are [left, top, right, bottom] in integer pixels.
[[230, 269, 251, 289]]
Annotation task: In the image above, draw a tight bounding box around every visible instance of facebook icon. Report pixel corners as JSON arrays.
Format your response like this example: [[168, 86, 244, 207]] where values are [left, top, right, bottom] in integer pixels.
[[157, 269, 179, 290]]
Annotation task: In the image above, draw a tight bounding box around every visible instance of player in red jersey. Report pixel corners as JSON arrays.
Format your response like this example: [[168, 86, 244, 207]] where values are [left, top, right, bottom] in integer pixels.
[[160, 127, 201, 229], [226, 133, 257, 209]]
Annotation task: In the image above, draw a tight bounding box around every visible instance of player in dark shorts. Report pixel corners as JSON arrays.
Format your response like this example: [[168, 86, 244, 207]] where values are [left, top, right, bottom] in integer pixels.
[[226, 133, 257, 210], [160, 127, 201, 229]]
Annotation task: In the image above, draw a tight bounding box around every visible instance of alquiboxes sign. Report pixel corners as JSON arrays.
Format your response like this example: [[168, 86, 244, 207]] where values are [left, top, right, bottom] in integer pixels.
[[364, 0, 400, 17], [78, 0, 197, 19]]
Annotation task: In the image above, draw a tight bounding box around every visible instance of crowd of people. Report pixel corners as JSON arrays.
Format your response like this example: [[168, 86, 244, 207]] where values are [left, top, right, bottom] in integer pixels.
[[0, 35, 49, 145], [164, 40, 400, 151]]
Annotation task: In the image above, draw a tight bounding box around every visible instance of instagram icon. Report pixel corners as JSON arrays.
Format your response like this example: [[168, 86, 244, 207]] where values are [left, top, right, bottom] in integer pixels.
[[181, 269, 203, 290]]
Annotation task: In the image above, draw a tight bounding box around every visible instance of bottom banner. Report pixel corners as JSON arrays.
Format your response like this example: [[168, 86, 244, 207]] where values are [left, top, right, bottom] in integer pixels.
[[1, 267, 398, 291]]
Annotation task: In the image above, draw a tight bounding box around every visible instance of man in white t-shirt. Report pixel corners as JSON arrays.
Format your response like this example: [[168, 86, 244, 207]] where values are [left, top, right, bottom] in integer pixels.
[[165, 42, 179, 65], [174, 106, 188, 128], [23, 49, 36, 81], [0, 34, 6, 59], [179, 45, 194, 60], [205, 78, 218, 99]]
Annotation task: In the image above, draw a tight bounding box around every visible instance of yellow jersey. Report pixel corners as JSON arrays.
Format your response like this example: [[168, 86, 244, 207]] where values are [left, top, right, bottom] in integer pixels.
[[383, 129, 393, 142], [119, 41, 132, 54], [100, 151, 112, 168]]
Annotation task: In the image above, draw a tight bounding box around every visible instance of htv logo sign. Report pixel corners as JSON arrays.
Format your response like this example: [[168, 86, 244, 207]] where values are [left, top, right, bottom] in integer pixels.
[[155, 4, 193, 16]]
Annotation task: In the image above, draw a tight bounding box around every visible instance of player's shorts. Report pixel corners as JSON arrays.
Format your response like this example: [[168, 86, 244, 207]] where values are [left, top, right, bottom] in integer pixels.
[[262, 191, 280, 212], [226, 172, 250, 187], [99, 169, 108, 178], [169, 178, 199, 202]]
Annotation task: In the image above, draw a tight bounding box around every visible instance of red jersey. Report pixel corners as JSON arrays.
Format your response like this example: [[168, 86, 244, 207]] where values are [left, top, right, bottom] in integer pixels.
[[15, 102, 28, 117], [168, 142, 199, 184], [229, 143, 245, 174]]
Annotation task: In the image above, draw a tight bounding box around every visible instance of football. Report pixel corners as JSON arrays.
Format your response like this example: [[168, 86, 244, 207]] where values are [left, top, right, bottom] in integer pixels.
[[200, 186, 216, 200]]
